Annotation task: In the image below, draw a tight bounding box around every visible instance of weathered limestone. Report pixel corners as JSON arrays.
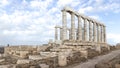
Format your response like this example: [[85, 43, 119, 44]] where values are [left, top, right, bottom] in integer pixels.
[[71, 12, 75, 40], [29, 55, 43, 60], [89, 21, 92, 41], [55, 27, 58, 40], [103, 26, 106, 43], [97, 24, 100, 42], [53, 6, 108, 53], [84, 18, 87, 41], [62, 10, 67, 40], [17, 59, 32, 64], [68, 29, 71, 40], [80, 50, 88, 58], [39, 64, 49, 68], [60, 28, 63, 40], [78, 16, 82, 41], [58, 52, 67, 66], [93, 22, 97, 42]]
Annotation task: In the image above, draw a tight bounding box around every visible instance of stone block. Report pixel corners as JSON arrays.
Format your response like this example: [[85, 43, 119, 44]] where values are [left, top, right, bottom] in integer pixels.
[[29, 55, 43, 60], [0, 65, 16, 68], [115, 64, 120, 68], [58, 52, 67, 66], [39, 64, 49, 68], [17, 59, 32, 64], [80, 50, 88, 58]]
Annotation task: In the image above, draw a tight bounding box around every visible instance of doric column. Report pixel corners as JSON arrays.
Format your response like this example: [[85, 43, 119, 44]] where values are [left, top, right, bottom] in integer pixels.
[[99, 25, 101, 43], [68, 29, 71, 40], [101, 25, 103, 43], [93, 22, 97, 42], [71, 12, 75, 40], [97, 24, 100, 43], [84, 18, 87, 41], [89, 21, 92, 41], [78, 16, 82, 41], [60, 28, 63, 40], [62, 10, 67, 40], [103, 26, 106, 43], [55, 27, 58, 40]]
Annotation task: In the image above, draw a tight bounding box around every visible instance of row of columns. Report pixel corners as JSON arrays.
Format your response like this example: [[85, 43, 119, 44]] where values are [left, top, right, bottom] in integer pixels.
[[55, 10, 106, 43]]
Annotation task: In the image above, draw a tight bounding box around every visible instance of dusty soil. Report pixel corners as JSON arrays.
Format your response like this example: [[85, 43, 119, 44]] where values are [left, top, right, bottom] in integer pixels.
[[64, 50, 120, 68]]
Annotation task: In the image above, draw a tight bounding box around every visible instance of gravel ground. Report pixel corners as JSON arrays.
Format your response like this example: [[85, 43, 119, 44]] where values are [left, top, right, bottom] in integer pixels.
[[64, 50, 120, 68]]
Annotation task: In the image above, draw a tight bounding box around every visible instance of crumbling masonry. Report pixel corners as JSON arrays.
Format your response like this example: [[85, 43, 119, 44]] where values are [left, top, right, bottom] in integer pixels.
[[54, 6, 108, 51]]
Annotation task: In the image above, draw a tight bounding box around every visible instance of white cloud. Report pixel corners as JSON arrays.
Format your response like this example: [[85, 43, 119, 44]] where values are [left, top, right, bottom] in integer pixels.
[[0, 0, 119, 45], [0, 0, 9, 7], [79, 6, 93, 13], [107, 33, 120, 44], [89, 15, 100, 20]]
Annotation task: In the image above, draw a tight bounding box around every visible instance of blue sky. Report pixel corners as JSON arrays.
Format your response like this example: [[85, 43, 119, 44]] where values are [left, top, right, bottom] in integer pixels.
[[0, 0, 120, 45]]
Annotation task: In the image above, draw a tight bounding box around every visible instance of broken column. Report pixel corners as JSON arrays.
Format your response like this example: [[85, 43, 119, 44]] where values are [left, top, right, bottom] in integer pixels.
[[58, 52, 67, 66]]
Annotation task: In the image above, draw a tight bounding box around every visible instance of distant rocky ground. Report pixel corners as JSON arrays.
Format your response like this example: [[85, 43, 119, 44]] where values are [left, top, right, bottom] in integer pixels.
[[0, 47, 4, 54]]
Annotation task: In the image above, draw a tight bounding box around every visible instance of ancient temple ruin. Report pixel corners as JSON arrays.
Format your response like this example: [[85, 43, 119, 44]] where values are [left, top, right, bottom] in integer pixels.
[[54, 6, 108, 50], [1, 7, 111, 68]]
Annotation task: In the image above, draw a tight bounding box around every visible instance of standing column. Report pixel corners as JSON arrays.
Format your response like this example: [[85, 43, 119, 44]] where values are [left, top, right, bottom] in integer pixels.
[[89, 21, 92, 41], [93, 22, 97, 42], [71, 12, 75, 40], [101, 25, 103, 43], [97, 24, 100, 43], [62, 10, 67, 40], [55, 27, 58, 40], [60, 28, 63, 40], [99, 25, 101, 43], [78, 16, 82, 41], [68, 29, 71, 40], [103, 26, 106, 43], [84, 18, 87, 41]]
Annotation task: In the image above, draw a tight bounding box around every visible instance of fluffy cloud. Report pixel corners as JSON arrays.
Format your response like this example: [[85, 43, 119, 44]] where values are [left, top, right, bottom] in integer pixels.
[[0, 0, 119, 45], [107, 33, 120, 44]]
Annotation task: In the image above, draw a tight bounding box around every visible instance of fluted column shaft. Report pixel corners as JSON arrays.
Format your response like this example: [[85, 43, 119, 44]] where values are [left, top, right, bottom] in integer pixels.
[[101, 25, 103, 43], [97, 24, 100, 42], [84, 18, 87, 41], [55, 27, 58, 40], [89, 21, 92, 41], [78, 16, 82, 41], [93, 22, 97, 42], [71, 12, 75, 40], [99, 25, 101, 43], [60, 28, 63, 40], [103, 26, 106, 43], [62, 10, 67, 40]]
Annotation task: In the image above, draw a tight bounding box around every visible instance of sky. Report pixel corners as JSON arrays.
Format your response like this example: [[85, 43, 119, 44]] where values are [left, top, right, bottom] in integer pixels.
[[0, 0, 120, 45]]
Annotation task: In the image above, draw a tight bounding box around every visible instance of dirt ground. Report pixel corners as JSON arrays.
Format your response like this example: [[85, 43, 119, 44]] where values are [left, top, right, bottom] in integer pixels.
[[64, 50, 120, 68]]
